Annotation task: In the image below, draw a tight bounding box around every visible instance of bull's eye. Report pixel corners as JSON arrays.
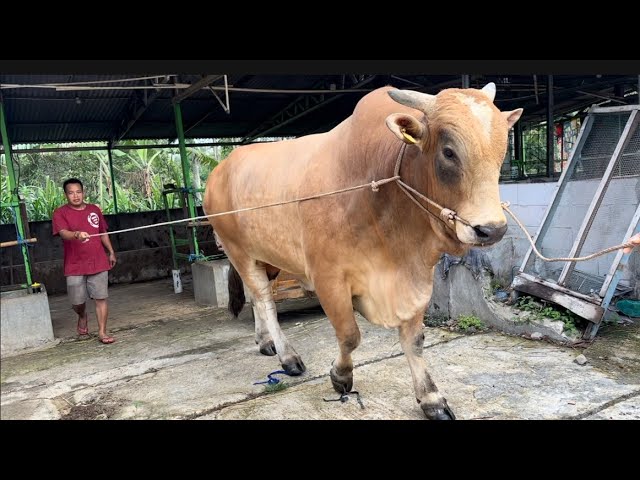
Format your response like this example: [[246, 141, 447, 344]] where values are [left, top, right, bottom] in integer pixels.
[[443, 147, 455, 159]]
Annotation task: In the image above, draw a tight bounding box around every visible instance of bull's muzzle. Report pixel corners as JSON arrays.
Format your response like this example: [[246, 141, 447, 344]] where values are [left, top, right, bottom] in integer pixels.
[[472, 222, 508, 245]]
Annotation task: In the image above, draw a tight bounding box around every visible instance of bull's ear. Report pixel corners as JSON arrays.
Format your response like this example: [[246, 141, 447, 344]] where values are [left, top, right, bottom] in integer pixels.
[[385, 113, 426, 145], [503, 108, 523, 129]]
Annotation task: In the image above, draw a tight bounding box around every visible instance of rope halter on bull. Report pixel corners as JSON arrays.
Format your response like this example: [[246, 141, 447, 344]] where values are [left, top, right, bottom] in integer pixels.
[[392, 133, 470, 231], [390, 130, 634, 261]]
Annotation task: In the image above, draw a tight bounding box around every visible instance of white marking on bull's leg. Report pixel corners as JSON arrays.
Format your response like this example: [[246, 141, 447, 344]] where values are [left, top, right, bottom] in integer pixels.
[[245, 267, 306, 375], [251, 299, 276, 356], [398, 314, 455, 420]]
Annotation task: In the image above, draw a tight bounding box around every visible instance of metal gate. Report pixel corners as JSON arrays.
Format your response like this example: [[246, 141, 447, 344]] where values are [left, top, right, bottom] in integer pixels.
[[511, 105, 640, 340]]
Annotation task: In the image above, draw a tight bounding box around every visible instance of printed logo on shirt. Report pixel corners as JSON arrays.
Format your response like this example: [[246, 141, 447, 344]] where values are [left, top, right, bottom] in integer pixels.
[[88, 212, 99, 228]]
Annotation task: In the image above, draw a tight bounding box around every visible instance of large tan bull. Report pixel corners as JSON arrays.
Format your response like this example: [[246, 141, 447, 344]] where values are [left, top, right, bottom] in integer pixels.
[[203, 83, 522, 419]]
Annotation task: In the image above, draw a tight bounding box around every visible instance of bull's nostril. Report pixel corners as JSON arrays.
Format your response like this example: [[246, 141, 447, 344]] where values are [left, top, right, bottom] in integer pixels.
[[473, 226, 490, 238], [473, 223, 508, 242]]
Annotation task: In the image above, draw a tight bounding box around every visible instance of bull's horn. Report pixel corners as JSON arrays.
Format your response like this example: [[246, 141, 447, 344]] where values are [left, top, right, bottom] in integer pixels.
[[388, 89, 436, 113], [481, 82, 496, 102]]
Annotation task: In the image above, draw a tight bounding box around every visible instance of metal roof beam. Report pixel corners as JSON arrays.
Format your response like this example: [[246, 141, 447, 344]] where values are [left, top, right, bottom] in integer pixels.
[[242, 75, 377, 143], [576, 89, 627, 105], [171, 75, 223, 105], [183, 76, 234, 136], [2, 140, 265, 154], [503, 77, 633, 109], [112, 75, 172, 143]]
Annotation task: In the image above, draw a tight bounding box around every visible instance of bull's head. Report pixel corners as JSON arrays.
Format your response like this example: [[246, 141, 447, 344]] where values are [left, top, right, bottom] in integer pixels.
[[385, 83, 522, 247]]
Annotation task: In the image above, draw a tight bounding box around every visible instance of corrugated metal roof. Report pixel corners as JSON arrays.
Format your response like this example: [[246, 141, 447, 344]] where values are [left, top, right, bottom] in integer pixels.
[[1, 74, 638, 145]]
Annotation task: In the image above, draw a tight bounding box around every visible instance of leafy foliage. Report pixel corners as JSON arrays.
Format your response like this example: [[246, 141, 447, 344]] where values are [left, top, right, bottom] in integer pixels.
[[1, 141, 234, 224], [489, 278, 504, 293], [457, 315, 485, 332], [514, 295, 580, 334], [264, 381, 289, 393], [424, 311, 449, 327]]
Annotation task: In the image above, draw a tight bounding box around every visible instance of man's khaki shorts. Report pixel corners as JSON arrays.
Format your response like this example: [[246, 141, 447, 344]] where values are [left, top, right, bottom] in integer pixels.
[[66, 271, 109, 305]]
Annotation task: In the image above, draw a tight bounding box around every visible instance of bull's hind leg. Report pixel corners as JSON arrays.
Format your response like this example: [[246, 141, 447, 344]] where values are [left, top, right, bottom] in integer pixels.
[[399, 314, 455, 420], [239, 260, 306, 375], [313, 279, 361, 393]]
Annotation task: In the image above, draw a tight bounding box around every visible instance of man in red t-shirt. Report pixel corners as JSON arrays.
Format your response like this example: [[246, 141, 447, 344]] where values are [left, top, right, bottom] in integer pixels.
[[52, 178, 117, 344]]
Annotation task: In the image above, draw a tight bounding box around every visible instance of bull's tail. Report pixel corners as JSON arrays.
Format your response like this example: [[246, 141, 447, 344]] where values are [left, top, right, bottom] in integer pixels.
[[227, 263, 246, 317]]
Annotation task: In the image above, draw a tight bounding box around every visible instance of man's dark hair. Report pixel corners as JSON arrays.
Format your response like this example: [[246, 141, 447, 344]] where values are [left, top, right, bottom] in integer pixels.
[[63, 178, 83, 193]]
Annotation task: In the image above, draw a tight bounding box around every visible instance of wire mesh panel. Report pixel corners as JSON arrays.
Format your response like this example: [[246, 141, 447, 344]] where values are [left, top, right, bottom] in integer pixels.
[[522, 110, 634, 287], [563, 123, 640, 295]]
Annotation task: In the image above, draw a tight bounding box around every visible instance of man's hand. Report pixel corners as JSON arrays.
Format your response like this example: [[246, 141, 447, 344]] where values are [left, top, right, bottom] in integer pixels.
[[624, 233, 640, 254], [109, 252, 117, 267], [76, 231, 90, 243]]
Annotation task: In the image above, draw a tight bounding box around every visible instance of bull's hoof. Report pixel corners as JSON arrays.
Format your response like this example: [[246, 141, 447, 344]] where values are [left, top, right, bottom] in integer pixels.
[[282, 357, 306, 376], [330, 367, 353, 394], [421, 399, 456, 420], [258, 340, 277, 356]]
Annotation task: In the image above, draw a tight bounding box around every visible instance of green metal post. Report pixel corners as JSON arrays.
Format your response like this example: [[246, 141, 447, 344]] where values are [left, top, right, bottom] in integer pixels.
[[1, 101, 33, 286], [107, 143, 118, 214], [173, 103, 200, 258]]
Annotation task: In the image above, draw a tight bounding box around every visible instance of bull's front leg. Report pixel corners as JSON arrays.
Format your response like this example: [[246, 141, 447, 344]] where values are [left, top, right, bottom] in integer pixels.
[[398, 314, 456, 420], [313, 278, 361, 393], [329, 314, 361, 394]]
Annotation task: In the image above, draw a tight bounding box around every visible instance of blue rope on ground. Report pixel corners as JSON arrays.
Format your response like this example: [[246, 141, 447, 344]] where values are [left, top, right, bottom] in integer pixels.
[[253, 370, 289, 385]]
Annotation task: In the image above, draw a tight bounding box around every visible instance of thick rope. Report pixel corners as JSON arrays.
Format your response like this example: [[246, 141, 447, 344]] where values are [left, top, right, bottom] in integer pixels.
[[502, 202, 633, 262], [393, 143, 471, 228], [87, 143, 635, 263], [88, 176, 399, 239], [393, 143, 635, 261]]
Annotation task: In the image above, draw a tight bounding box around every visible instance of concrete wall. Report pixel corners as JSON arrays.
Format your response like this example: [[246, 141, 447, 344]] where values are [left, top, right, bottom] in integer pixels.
[[485, 181, 638, 293], [430, 180, 639, 334], [0, 208, 221, 295], [1, 285, 55, 356], [2, 182, 637, 297], [487, 182, 557, 286]]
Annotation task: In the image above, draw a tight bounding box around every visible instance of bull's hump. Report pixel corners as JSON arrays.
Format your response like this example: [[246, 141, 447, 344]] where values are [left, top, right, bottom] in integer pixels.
[[452, 92, 494, 141]]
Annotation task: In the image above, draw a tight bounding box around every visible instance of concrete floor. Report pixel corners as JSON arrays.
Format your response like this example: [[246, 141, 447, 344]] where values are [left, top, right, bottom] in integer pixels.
[[1, 275, 638, 420]]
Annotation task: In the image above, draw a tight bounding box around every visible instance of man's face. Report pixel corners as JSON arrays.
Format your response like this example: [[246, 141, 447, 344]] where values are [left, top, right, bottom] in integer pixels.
[[65, 183, 84, 207]]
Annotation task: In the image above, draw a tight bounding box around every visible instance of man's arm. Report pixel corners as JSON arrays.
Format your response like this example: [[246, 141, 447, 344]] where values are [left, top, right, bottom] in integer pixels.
[[58, 229, 90, 241], [101, 234, 117, 267], [52, 208, 90, 241], [95, 207, 116, 266]]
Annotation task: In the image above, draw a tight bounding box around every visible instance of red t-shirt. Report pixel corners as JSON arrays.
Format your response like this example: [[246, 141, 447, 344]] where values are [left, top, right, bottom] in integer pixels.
[[52, 203, 111, 276]]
